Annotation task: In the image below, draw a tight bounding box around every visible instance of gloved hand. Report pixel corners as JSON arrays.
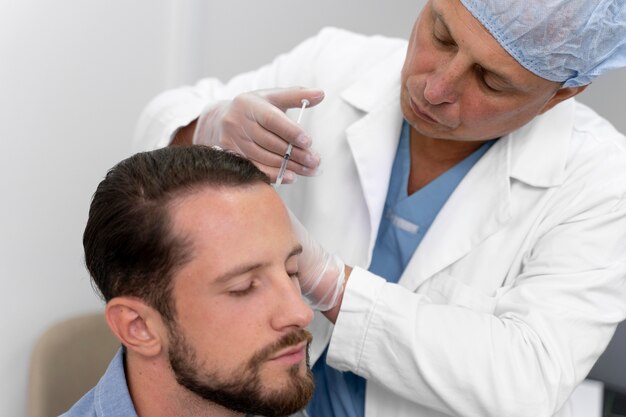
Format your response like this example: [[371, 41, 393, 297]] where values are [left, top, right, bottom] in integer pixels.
[[192, 87, 324, 184], [288, 210, 346, 312]]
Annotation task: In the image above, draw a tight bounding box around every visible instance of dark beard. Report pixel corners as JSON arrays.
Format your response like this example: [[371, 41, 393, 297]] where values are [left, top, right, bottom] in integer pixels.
[[168, 326, 314, 417]]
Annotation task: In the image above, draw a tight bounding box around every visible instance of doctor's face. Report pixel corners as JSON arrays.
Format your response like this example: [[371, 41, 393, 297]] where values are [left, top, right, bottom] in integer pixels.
[[401, 0, 565, 142], [165, 184, 314, 417]]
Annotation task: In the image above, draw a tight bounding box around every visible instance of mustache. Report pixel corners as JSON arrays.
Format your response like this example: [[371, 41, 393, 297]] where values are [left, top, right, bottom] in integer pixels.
[[249, 329, 313, 366]]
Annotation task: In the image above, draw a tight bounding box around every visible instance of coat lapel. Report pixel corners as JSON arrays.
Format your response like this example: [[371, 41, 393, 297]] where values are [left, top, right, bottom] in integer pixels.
[[398, 99, 575, 291], [345, 98, 404, 257], [335, 41, 574, 292], [341, 48, 407, 258], [398, 138, 512, 291]]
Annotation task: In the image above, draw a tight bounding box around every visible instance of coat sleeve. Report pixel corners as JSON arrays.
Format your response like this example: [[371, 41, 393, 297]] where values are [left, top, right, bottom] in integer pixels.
[[131, 27, 404, 152], [327, 149, 626, 417], [131, 29, 326, 151]]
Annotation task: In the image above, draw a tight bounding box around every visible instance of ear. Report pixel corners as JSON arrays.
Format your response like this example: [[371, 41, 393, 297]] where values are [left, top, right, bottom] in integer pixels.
[[105, 297, 166, 358], [539, 84, 590, 114]]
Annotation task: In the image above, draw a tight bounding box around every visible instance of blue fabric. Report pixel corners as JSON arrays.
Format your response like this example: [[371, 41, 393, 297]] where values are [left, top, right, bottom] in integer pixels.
[[369, 124, 494, 283], [60, 347, 137, 417], [459, 0, 626, 87], [307, 121, 494, 417]]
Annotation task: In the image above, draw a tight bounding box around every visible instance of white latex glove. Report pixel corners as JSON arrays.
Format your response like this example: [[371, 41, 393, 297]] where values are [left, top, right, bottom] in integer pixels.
[[288, 210, 346, 311], [193, 87, 324, 184]]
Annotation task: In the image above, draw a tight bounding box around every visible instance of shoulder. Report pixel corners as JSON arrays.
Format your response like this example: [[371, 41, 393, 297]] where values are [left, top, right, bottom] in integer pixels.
[[310, 26, 408, 64], [59, 389, 97, 417], [60, 348, 135, 417], [314, 26, 407, 48], [295, 27, 406, 92], [572, 101, 626, 147], [555, 101, 626, 212], [569, 101, 626, 177]]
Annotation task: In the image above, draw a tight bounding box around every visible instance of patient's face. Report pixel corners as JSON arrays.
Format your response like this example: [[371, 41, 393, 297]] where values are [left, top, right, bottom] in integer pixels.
[[165, 184, 314, 416]]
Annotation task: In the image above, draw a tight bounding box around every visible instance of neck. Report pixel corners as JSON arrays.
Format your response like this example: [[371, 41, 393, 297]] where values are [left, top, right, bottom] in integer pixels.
[[408, 127, 487, 194], [125, 351, 244, 417]]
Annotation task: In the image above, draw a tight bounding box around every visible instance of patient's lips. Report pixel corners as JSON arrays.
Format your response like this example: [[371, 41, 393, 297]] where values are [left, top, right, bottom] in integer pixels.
[[268, 341, 307, 365]]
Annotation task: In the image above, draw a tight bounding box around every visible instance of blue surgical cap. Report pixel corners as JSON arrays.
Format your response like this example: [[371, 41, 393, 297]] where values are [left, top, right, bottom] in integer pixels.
[[459, 0, 626, 87]]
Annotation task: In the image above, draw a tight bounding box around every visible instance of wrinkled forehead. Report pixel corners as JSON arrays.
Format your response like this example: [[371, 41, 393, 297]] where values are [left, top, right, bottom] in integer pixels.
[[457, 0, 626, 86]]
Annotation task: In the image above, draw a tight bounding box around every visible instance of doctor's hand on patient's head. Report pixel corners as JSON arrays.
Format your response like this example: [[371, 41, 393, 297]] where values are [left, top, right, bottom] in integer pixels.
[[192, 87, 324, 184], [287, 209, 346, 313]]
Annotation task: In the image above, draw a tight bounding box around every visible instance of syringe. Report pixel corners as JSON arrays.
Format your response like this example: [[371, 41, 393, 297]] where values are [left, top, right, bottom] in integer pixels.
[[275, 99, 309, 188]]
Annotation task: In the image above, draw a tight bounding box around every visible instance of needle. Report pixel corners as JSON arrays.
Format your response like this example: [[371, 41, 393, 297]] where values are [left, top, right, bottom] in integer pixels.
[[275, 99, 309, 188]]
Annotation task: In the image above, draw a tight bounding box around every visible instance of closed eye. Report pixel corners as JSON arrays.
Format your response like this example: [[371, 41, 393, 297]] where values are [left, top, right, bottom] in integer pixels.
[[475, 66, 504, 93], [432, 15, 456, 48], [433, 31, 455, 48], [229, 281, 257, 297]]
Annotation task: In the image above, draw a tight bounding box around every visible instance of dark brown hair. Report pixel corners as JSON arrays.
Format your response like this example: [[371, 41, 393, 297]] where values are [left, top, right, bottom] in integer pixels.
[[83, 145, 270, 321]]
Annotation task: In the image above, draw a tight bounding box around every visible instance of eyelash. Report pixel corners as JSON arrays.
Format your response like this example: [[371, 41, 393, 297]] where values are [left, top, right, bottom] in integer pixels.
[[229, 282, 257, 297], [433, 32, 454, 48], [475, 67, 501, 93], [228, 273, 299, 297], [482, 80, 500, 93]]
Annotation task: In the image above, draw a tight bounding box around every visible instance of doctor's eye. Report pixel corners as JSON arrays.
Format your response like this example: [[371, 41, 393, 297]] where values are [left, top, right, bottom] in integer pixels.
[[432, 18, 455, 48], [433, 31, 455, 48], [475, 66, 503, 93]]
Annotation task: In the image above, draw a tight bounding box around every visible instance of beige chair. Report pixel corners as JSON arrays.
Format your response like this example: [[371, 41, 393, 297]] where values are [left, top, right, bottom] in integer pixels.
[[27, 312, 120, 417]]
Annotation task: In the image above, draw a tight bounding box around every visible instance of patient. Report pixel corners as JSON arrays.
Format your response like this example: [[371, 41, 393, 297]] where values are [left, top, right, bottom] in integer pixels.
[[62, 146, 315, 417]]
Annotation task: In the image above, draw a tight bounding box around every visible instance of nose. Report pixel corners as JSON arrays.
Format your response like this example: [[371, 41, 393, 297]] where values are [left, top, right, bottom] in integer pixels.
[[423, 56, 465, 105], [270, 274, 314, 331]]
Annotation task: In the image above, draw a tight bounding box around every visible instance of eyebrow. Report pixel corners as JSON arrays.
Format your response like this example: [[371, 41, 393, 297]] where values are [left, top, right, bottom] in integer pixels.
[[434, 10, 518, 89], [213, 244, 303, 284]]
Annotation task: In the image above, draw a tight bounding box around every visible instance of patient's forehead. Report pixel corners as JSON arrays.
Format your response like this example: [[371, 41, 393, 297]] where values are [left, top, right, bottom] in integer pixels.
[[168, 184, 295, 281]]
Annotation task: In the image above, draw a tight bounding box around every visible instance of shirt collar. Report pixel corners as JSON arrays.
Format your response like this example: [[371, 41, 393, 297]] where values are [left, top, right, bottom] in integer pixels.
[[339, 36, 574, 189], [340, 46, 407, 113], [94, 347, 138, 417], [506, 99, 575, 187]]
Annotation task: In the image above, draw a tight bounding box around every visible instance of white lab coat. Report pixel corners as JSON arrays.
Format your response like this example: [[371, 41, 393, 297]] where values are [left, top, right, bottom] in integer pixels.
[[135, 28, 626, 417]]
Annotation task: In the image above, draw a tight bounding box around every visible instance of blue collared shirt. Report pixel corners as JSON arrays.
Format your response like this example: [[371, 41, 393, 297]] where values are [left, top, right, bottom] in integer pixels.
[[61, 347, 138, 417], [60, 348, 264, 417], [307, 121, 494, 417]]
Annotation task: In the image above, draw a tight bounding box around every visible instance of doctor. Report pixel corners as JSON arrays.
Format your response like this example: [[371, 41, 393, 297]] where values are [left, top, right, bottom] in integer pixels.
[[134, 1, 626, 416]]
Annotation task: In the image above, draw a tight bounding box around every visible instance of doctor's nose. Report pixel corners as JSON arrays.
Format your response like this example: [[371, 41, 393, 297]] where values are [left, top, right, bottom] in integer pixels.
[[423, 59, 465, 105]]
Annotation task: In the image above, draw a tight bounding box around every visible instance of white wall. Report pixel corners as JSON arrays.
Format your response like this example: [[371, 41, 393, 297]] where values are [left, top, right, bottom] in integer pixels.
[[578, 67, 626, 134], [0, 1, 420, 415], [0, 1, 190, 415], [1, 1, 624, 416]]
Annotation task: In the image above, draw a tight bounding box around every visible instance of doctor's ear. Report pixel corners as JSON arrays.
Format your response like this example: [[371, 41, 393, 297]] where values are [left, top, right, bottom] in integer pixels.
[[105, 297, 166, 358], [539, 83, 590, 115]]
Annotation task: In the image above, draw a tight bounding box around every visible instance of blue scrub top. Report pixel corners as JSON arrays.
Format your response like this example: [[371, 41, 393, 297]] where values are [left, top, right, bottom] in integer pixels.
[[307, 121, 494, 417]]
